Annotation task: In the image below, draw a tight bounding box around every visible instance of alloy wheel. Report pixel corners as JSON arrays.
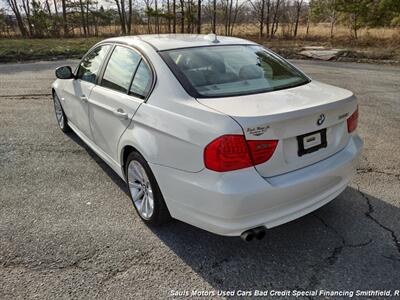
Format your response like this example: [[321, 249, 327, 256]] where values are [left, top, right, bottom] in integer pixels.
[[127, 160, 154, 220], [53, 95, 64, 129]]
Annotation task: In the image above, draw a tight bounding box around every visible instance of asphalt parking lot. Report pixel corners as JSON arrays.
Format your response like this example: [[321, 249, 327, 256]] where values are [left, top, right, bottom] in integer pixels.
[[0, 59, 399, 299]]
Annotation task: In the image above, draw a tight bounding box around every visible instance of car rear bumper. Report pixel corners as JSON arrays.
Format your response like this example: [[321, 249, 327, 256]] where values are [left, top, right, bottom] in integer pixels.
[[150, 134, 363, 236]]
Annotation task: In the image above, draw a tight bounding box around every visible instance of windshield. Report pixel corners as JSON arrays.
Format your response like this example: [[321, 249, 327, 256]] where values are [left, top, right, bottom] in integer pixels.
[[161, 45, 310, 98]]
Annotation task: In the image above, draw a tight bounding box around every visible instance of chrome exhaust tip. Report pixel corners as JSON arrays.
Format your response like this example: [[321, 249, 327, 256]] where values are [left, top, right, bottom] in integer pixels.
[[253, 226, 266, 240], [240, 226, 266, 242], [240, 230, 255, 242]]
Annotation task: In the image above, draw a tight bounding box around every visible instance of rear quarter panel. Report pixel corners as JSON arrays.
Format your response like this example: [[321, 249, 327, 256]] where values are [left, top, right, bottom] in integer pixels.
[[118, 42, 243, 172]]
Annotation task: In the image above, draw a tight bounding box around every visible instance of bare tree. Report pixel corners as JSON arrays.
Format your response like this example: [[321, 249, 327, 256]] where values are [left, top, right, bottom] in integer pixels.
[[61, 0, 68, 35], [127, 0, 132, 34], [155, 0, 159, 33], [197, 0, 201, 33], [115, 0, 127, 34], [179, 0, 184, 33], [53, 0, 59, 16], [143, 0, 153, 33], [167, 0, 171, 32], [270, 0, 281, 38], [249, 0, 266, 38], [293, 0, 304, 37], [228, 0, 243, 35], [173, 0, 176, 32], [79, 0, 87, 35], [86, 0, 91, 35], [212, 0, 216, 33], [21, 0, 33, 36], [6, 0, 28, 36], [328, 0, 337, 39], [45, 0, 52, 15]]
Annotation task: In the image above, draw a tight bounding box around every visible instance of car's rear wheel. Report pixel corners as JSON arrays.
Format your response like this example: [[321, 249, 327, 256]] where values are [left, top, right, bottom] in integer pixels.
[[125, 151, 171, 225], [53, 93, 70, 133]]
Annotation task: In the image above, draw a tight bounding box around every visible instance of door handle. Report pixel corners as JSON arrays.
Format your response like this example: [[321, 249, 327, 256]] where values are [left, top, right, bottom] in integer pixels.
[[80, 95, 88, 102], [113, 108, 128, 119]]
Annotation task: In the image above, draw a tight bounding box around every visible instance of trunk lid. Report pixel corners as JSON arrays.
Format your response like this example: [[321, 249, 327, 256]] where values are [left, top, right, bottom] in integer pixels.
[[197, 81, 357, 177]]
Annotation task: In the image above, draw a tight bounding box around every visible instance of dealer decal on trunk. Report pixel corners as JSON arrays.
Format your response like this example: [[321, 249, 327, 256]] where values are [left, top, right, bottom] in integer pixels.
[[246, 125, 270, 136]]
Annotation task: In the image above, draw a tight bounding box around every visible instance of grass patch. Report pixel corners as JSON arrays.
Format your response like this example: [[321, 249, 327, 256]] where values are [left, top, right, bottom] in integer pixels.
[[0, 37, 102, 62], [0, 32, 399, 63]]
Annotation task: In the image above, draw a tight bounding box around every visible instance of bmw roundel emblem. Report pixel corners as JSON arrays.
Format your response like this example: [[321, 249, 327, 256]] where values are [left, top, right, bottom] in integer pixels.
[[317, 114, 325, 126]]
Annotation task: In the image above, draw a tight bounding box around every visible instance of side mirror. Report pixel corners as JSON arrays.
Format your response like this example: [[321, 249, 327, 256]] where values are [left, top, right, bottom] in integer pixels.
[[55, 66, 74, 79]]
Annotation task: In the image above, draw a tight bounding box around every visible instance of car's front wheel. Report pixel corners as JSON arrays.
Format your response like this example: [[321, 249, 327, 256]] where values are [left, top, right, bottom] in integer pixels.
[[53, 93, 70, 133], [125, 151, 171, 225]]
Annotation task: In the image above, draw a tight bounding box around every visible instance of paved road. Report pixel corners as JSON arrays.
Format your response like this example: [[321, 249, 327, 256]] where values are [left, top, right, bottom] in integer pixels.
[[0, 60, 399, 299]]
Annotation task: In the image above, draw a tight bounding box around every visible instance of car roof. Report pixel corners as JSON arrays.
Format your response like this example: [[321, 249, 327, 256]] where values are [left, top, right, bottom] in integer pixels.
[[103, 34, 257, 51]]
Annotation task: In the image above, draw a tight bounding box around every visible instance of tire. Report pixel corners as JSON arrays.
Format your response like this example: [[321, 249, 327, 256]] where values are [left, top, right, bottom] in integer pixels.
[[125, 151, 171, 225], [53, 92, 71, 133]]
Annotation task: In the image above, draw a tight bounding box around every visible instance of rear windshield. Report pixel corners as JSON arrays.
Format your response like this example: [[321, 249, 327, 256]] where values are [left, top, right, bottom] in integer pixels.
[[161, 45, 310, 98]]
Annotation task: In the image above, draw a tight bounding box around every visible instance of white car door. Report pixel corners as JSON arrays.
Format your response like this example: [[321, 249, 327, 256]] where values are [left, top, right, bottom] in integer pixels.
[[62, 44, 111, 139], [88, 45, 154, 162]]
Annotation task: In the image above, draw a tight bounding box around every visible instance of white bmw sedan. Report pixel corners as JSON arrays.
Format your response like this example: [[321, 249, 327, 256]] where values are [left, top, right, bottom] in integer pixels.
[[52, 34, 363, 241]]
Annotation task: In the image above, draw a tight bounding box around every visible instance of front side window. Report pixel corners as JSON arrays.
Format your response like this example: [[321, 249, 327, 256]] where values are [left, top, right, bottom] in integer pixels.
[[161, 45, 310, 98], [129, 60, 152, 99], [76, 45, 111, 83], [101, 46, 141, 93]]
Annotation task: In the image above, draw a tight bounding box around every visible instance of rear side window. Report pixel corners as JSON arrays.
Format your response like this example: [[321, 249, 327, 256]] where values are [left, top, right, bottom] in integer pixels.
[[161, 45, 310, 98], [129, 60, 152, 99], [101, 46, 141, 93], [76, 45, 111, 83]]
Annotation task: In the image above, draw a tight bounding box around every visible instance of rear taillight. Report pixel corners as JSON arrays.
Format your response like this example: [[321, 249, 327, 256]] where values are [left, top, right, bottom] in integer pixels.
[[247, 140, 279, 165], [204, 135, 278, 172], [347, 107, 358, 133], [204, 135, 252, 172]]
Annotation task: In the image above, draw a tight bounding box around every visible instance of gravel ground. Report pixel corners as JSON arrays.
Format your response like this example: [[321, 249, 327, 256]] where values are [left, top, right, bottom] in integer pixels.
[[0, 59, 399, 299]]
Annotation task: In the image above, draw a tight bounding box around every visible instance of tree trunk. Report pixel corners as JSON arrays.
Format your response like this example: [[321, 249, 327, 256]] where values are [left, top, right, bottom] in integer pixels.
[[265, 0, 270, 38], [187, 0, 191, 33], [197, 0, 201, 34], [45, 0, 52, 16], [86, 0, 90, 35], [353, 14, 358, 39], [155, 0, 159, 33], [329, 11, 336, 39], [173, 0, 176, 33], [121, 0, 127, 34], [229, 0, 240, 35], [93, 12, 98, 36], [271, 0, 280, 38], [259, 0, 265, 38], [128, 0, 132, 34], [53, 0, 59, 35], [228, 0, 233, 35], [53, 0, 59, 16], [61, 0, 68, 36], [306, 13, 310, 37], [115, 0, 126, 34], [79, 0, 87, 36], [224, 0, 228, 35], [180, 0, 184, 33], [212, 0, 216, 33], [7, 0, 28, 37], [293, 0, 303, 38], [21, 0, 33, 36], [167, 0, 171, 32]]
